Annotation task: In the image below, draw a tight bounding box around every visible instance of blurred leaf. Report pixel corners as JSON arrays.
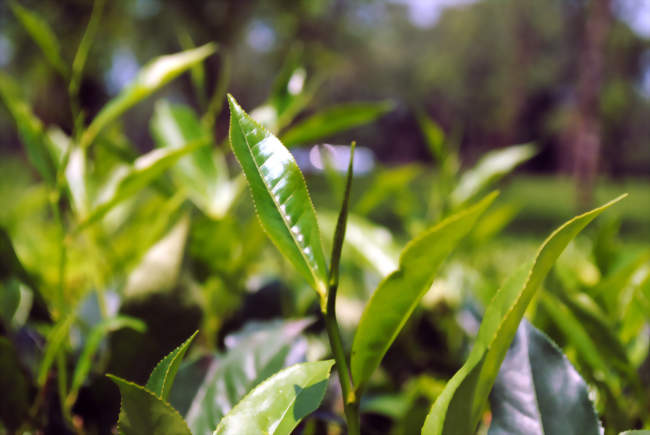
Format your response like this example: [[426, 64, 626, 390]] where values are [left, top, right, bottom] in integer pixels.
[[69, 0, 106, 101], [151, 101, 242, 219], [0, 279, 21, 326], [107, 374, 191, 435], [451, 144, 536, 208], [422, 194, 625, 435], [81, 43, 216, 148], [80, 142, 202, 229], [9, 1, 68, 76], [38, 313, 74, 386], [281, 101, 394, 147], [228, 94, 329, 301], [184, 318, 311, 434], [355, 165, 421, 217], [70, 315, 146, 401], [415, 109, 446, 163], [619, 431, 650, 434], [351, 192, 497, 388], [488, 320, 600, 435], [146, 331, 197, 401], [0, 338, 30, 431], [214, 360, 334, 435], [124, 214, 190, 299], [0, 72, 57, 186]]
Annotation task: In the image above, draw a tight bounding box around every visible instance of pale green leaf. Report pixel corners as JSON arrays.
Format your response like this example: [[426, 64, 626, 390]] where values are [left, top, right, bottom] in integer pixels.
[[228, 94, 329, 300], [351, 192, 497, 388], [214, 360, 334, 435], [422, 194, 626, 435]]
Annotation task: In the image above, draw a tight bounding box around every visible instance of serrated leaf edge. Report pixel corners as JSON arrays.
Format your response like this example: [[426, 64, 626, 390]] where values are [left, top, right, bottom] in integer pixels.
[[147, 330, 198, 399]]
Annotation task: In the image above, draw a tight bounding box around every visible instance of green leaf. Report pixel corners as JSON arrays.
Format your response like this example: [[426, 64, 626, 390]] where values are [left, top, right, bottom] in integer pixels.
[[0, 338, 30, 431], [79, 141, 203, 229], [151, 101, 242, 219], [415, 109, 446, 163], [70, 315, 146, 399], [214, 360, 334, 435], [619, 431, 650, 434], [70, 0, 107, 100], [0, 72, 57, 186], [80, 43, 216, 149], [351, 192, 497, 388], [107, 374, 191, 435], [146, 331, 198, 400], [227, 94, 329, 300], [9, 1, 68, 77], [281, 101, 393, 147], [183, 318, 311, 434], [421, 194, 626, 435], [488, 320, 601, 435], [38, 313, 75, 386], [451, 144, 536, 208]]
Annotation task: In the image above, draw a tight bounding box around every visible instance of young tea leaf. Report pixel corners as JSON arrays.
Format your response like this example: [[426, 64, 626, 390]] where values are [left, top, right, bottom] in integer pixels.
[[80, 43, 216, 148], [214, 360, 334, 435], [351, 192, 498, 389], [488, 319, 601, 435], [146, 330, 198, 401], [107, 375, 192, 435], [281, 101, 394, 147], [227, 94, 329, 301], [422, 194, 626, 435]]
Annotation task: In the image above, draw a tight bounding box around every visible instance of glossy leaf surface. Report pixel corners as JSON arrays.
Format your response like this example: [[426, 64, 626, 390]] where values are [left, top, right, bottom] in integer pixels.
[[228, 94, 329, 299], [351, 192, 497, 388], [214, 360, 334, 435], [281, 101, 393, 147], [451, 144, 536, 208], [81, 44, 216, 148], [184, 319, 310, 434], [107, 375, 191, 435], [80, 142, 203, 228], [488, 319, 600, 435], [151, 101, 241, 219], [422, 194, 626, 435], [9, 1, 68, 76], [146, 330, 197, 400]]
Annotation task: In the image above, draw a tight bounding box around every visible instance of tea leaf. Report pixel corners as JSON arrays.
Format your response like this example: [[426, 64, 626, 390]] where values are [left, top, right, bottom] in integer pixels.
[[146, 331, 197, 400], [107, 374, 191, 435], [81, 43, 216, 148], [488, 320, 601, 435], [281, 101, 393, 147], [451, 143, 536, 208], [183, 319, 311, 434], [422, 194, 626, 435], [214, 360, 334, 435], [0, 338, 30, 431], [351, 192, 497, 388], [228, 94, 329, 301], [9, 1, 68, 77]]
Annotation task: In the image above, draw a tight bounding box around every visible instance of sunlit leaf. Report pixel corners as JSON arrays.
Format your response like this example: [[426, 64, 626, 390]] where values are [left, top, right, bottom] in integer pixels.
[[351, 192, 497, 388], [146, 331, 197, 400], [422, 194, 626, 435], [183, 318, 311, 434], [80, 43, 216, 148], [488, 320, 601, 435], [451, 144, 536, 208], [0, 72, 57, 186], [281, 101, 394, 147], [9, 1, 68, 76], [107, 374, 191, 435], [214, 360, 334, 435], [228, 94, 329, 301]]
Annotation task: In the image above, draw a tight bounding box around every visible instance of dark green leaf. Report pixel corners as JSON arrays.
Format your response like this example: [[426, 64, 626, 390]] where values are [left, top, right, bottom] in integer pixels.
[[214, 360, 334, 435], [0, 338, 30, 431], [228, 94, 329, 301], [183, 318, 311, 434], [281, 101, 394, 147], [488, 319, 601, 435], [146, 331, 197, 400], [415, 109, 446, 163], [81, 43, 216, 148], [9, 1, 68, 76], [107, 374, 191, 435], [351, 192, 497, 388], [422, 194, 626, 435]]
